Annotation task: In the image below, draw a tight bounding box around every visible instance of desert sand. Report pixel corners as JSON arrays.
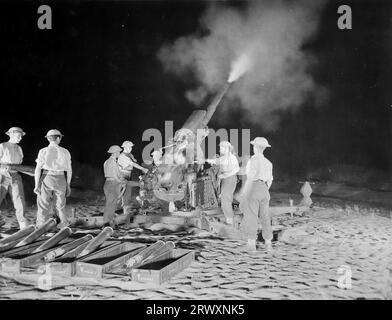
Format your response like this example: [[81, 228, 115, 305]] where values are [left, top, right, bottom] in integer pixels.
[[0, 190, 392, 300]]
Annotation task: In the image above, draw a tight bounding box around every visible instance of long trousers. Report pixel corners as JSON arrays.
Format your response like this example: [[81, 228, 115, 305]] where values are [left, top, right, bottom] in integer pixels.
[[103, 180, 122, 223], [122, 181, 136, 214], [220, 175, 237, 219], [239, 180, 272, 241], [103, 180, 138, 223], [0, 172, 27, 229], [36, 174, 68, 227]]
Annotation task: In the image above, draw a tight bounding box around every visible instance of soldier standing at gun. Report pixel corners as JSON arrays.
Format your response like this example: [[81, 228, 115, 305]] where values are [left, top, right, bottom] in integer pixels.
[[103, 145, 126, 226], [34, 129, 72, 228], [117, 140, 148, 214], [206, 141, 239, 225], [238, 137, 273, 252], [0, 127, 29, 229]]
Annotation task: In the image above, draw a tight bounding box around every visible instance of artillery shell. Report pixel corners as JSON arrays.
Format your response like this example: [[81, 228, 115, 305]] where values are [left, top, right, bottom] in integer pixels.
[[15, 219, 57, 248], [32, 227, 73, 254], [76, 226, 113, 258], [44, 234, 94, 262], [142, 241, 175, 265], [124, 240, 165, 269], [60, 238, 93, 259], [0, 225, 35, 246]]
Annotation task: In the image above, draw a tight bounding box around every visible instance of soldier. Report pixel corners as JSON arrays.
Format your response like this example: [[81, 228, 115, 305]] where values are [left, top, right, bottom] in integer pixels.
[[151, 150, 163, 167], [117, 140, 148, 214], [103, 145, 125, 226], [137, 150, 162, 210], [0, 127, 29, 229], [118, 141, 148, 176], [239, 137, 273, 252], [34, 129, 72, 228], [206, 141, 239, 225]]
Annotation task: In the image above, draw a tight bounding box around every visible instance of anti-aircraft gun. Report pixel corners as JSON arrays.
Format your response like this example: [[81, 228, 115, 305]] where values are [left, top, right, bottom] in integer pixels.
[[139, 81, 232, 213]]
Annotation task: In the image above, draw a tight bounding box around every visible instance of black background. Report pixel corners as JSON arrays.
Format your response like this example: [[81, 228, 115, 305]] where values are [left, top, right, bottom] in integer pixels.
[[0, 0, 391, 183]]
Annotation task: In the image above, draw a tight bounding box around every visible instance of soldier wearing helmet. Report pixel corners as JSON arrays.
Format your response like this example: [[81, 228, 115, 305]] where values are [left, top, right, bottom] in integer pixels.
[[34, 129, 72, 228], [206, 140, 239, 225], [102, 145, 126, 226], [238, 137, 273, 252], [117, 140, 148, 215], [0, 127, 29, 229], [151, 150, 163, 167], [118, 141, 148, 177]]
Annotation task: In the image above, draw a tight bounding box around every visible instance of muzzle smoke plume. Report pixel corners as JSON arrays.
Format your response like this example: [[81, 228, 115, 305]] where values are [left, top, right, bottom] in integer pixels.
[[158, 0, 327, 130], [228, 52, 253, 83]]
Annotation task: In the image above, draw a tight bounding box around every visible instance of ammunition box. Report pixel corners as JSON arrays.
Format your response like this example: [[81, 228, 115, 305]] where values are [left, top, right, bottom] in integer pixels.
[[131, 249, 194, 285], [75, 242, 145, 279]]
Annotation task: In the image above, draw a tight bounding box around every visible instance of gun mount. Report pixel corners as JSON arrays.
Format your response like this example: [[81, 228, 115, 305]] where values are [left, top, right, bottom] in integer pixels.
[[139, 82, 231, 211]]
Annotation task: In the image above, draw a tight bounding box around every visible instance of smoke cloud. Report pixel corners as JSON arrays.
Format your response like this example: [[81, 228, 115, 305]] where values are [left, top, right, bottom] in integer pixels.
[[158, 0, 327, 130]]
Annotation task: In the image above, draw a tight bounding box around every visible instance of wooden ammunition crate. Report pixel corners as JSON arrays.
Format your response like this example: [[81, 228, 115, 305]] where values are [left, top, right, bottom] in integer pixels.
[[75, 242, 146, 279], [0, 238, 76, 274], [48, 240, 119, 277], [131, 249, 194, 285], [0, 239, 47, 274]]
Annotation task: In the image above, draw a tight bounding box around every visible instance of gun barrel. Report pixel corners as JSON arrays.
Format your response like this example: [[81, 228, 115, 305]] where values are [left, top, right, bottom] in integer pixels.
[[201, 81, 231, 128]]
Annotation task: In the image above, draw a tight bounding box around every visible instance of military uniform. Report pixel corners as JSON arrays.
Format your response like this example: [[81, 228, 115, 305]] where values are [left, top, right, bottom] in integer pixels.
[[0, 141, 27, 229], [117, 152, 135, 212], [214, 150, 239, 222], [35, 138, 72, 227], [103, 146, 125, 223], [239, 138, 273, 244], [117, 141, 148, 214]]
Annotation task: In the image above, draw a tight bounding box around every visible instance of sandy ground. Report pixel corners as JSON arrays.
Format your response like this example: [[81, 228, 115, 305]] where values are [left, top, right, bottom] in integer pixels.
[[0, 193, 392, 300]]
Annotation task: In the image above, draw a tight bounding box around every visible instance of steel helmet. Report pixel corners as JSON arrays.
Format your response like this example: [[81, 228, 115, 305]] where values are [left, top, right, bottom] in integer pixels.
[[45, 129, 63, 137], [151, 150, 162, 156], [6, 127, 26, 136], [219, 140, 234, 152], [107, 145, 122, 154], [250, 137, 271, 148], [121, 141, 134, 148]]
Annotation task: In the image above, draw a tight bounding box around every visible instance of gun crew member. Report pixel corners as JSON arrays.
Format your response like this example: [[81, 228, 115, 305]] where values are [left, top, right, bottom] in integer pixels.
[[0, 127, 29, 229], [206, 141, 239, 225], [34, 129, 72, 228], [151, 149, 163, 167], [103, 145, 126, 226], [117, 140, 148, 214], [239, 137, 273, 252]]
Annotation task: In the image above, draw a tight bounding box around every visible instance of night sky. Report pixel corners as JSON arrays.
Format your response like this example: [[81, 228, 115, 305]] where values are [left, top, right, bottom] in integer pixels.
[[0, 0, 391, 182]]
